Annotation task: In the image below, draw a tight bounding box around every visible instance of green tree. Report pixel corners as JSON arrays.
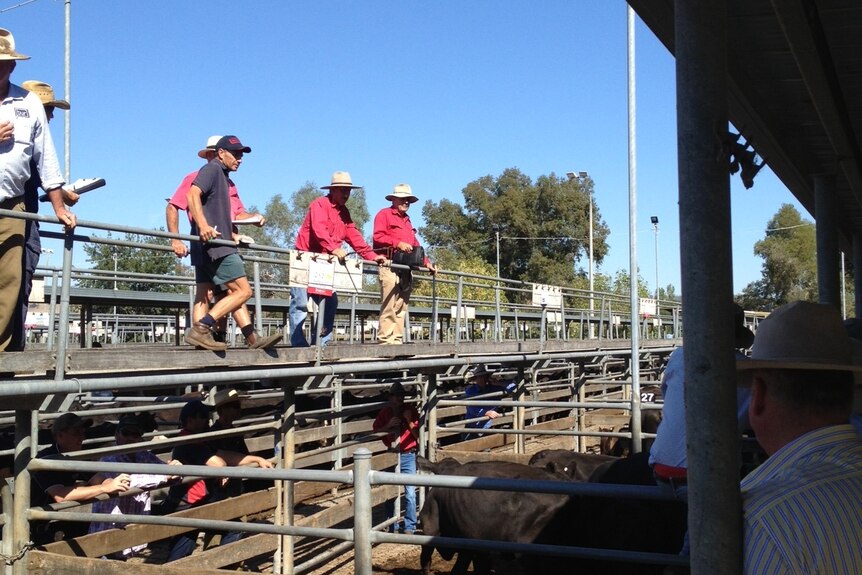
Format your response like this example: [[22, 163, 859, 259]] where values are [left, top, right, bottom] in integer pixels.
[[736, 204, 816, 310], [412, 252, 496, 303], [419, 168, 610, 292], [79, 231, 187, 313]]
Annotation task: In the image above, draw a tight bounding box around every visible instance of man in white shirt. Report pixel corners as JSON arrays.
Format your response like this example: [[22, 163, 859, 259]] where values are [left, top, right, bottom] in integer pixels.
[[0, 28, 76, 351]]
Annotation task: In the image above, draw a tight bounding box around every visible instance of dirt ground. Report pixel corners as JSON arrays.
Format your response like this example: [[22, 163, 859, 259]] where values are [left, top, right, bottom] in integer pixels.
[[302, 542, 527, 575]]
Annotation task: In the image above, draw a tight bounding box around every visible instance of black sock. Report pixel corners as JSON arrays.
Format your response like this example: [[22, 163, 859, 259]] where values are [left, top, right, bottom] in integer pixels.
[[241, 324, 255, 339], [199, 315, 216, 328]]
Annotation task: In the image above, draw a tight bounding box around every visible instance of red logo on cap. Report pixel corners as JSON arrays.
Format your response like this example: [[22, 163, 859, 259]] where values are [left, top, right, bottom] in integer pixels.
[[229, 137, 240, 145]]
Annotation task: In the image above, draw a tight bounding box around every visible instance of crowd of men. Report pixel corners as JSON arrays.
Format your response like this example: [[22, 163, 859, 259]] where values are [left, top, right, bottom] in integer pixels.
[[3, 25, 862, 573]]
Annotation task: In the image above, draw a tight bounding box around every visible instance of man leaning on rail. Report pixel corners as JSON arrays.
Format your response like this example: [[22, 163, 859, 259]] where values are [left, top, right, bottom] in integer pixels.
[[372, 183, 436, 345], [0, 28, 77, 352], [30, 413, 131, 544], [288, 171, 386, 347]]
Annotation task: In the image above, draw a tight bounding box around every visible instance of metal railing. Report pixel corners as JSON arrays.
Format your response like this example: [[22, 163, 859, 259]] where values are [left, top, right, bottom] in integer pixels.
[[8, 208, 683, 354]]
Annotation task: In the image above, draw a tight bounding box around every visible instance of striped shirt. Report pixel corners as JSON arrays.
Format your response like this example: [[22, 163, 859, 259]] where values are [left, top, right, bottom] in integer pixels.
[[741, 424, 862, 574]]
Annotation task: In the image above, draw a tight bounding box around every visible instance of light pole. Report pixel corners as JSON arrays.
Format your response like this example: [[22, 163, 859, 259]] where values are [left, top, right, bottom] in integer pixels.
[[651, 216, 659, 300], [40, 247, 54, 268], [493, 224, 501, 341], [112, 252, 119, 316], [566, 171, 592, 336]]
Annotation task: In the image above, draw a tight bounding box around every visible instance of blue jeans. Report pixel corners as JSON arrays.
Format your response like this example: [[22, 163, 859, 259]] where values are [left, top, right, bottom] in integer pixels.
[[654, 475, 689, 556], [167, 530, 242, 562], [385, 450, 417, 532], [288, 287, 336, 347]]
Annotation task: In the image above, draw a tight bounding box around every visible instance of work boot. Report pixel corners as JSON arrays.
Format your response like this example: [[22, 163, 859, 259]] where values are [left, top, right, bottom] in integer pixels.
[[246, 330, 283, 349], [185, 324, 228, 351]]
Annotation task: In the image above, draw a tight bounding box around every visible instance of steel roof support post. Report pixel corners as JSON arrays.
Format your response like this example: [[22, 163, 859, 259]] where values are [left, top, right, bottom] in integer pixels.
[[352, 448, 373, 575], [274, 383, 296, 575], [11, 410, 32, 575], [815, 175, 841, 308], [674, 1, 742, 573], [854, 235, 862, 316]]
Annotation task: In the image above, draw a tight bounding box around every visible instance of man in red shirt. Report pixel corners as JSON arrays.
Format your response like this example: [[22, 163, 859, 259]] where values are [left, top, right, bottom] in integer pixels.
[[372, 382, 419, 533], [372, 183, 436, 344], [289, 171, 385, 347]]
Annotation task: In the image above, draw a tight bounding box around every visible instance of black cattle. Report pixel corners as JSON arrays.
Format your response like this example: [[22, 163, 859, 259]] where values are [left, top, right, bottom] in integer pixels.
[[417, 457, 570, 575], [600, 391, 663, 457], [528, 449, 618, 481], [532, 451, 688, 575]]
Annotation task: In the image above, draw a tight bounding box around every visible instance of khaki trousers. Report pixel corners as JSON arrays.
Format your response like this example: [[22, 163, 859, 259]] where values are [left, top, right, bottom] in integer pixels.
[[0, 198, 26, 351], [378, 266, 411, 344]]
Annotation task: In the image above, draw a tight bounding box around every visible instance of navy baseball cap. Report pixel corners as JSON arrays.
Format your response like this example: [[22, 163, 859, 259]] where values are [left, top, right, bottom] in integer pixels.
[[216, 135, 251, 154]]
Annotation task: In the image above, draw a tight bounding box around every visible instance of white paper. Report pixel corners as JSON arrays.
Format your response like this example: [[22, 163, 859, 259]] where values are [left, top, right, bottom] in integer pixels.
[[232, 214, 264, 225]]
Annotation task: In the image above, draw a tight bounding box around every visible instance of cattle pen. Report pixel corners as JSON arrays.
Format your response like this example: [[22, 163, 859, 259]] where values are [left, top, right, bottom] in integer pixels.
[[3, 0, 860, 572], [1, 329, 683, 574]]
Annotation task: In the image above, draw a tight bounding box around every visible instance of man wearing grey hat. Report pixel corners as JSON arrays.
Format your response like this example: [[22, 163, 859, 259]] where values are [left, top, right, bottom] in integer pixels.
[[0, 29, 76, 352], [738, 301, 862, 574], [372, 183, 436, 345]]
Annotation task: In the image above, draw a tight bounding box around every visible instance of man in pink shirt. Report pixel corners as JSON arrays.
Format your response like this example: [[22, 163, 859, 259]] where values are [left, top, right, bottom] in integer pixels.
[[372, 183, 436, 344], [289, 171, 385, 347]]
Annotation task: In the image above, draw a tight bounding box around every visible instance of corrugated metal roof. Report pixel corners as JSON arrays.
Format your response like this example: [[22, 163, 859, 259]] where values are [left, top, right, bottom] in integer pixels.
[[629, 0, 862, 240]]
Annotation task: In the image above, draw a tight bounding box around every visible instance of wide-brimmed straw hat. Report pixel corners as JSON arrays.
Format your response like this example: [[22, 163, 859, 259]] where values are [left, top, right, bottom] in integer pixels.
[[208, 388, 249, 409], [321, 171, 362, 190], [386, 183, 418, 204], [0, 29, 29, 61], [737, 301, 862, 373], [21, 81, 69, 109], [198, 135, 221, 159]]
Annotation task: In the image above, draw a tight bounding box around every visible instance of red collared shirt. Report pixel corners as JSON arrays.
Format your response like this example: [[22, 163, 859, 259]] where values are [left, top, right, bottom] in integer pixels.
[[295, 195, 376, 259], [372, 404, 420, 452], [373, 207, 429, 265]]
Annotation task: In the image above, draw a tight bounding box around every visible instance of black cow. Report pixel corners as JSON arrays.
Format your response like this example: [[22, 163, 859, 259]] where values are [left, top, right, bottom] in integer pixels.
[[532, 451, 688, 575], [417, 457, 570, 575], [528, 449, 618, 481], [600, 401, 663, 457]]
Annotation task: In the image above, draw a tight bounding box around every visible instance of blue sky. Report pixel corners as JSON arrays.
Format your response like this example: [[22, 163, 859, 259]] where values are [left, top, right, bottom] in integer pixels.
[[3, 0, 807, 294]]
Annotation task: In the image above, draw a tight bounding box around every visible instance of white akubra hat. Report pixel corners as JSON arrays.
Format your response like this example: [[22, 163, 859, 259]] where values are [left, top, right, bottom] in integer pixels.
[[737, 300, 862, 374], [207, 388, 249, 409], [21, 81, 69, 109], [321, 171, 362, 190], [386, 183, 418, 204], [0, 29, 29, 61], [198, 135, 222, 159]]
